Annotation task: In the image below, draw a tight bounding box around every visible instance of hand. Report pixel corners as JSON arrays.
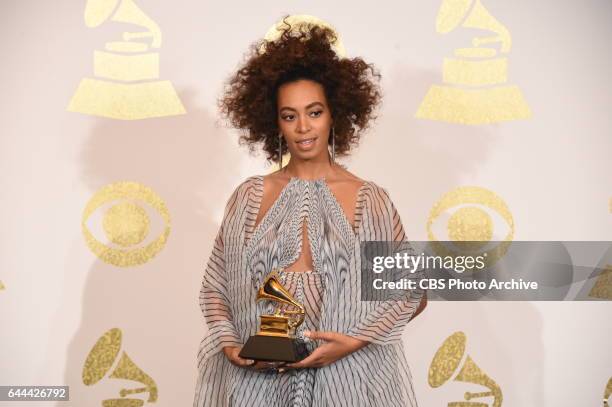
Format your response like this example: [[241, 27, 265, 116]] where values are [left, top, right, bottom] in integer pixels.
[[222, 346, 286, 371], [283, 331, 369, 371]]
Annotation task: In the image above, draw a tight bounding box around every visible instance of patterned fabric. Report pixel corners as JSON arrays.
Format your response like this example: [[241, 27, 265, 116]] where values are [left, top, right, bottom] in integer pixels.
[[193, 176, 424, 407]]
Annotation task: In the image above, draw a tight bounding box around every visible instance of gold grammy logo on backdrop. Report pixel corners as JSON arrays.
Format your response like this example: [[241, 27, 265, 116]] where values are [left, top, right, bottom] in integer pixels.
[[603, 377, 612, 407], [82, 181, 171, 267], [67, 0, 185, 120], [429, 331, 503, 406], [589, 264, 612, 300], [427, 186, 514, 266], [83, 328, 158, 406], [589, 200, 612, 299], [416, 0, 531, 124], [0, 280, 5, 291]]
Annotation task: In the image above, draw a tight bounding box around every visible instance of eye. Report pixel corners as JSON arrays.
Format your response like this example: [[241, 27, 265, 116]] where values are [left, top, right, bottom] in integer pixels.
[[281, 114, 295, 121], [82, 181, 171, 267], [426, 186, 514, 267], [310, 110, 323, 117]]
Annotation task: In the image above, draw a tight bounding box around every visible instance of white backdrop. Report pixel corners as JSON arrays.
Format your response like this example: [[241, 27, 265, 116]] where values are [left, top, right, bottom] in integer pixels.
[[0, 0, 610, 406]]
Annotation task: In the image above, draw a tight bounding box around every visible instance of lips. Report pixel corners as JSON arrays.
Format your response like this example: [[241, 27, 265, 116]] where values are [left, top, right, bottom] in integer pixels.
[[296, 137, 317, 146]]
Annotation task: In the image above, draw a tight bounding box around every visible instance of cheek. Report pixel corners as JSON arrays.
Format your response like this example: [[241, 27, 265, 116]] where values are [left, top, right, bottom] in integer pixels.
[[319, 116, 333, 131], [278, 119, 292, 134]]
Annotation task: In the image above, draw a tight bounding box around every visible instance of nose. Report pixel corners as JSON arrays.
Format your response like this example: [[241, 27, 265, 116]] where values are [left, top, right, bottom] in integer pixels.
[[296, 115, 311, 134]]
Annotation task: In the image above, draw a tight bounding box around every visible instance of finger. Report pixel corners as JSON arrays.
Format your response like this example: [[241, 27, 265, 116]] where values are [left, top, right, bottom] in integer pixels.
[[286, 352, 322, 369], [232, 357, 256, 367], [227, 347, 256, 367], [241, 358, 257, 367], [228, 351, 255, 367], [288, 358, 322, 369]]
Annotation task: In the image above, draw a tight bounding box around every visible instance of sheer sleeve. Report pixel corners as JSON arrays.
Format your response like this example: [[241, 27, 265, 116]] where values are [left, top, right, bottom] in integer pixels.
[[198, 181, 249, 355], [346, 183, 426, 345]]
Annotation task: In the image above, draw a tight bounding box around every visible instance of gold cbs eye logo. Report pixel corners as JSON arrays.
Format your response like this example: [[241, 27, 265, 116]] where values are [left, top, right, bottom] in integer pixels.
[[82, 182, 170, 267], [427, 186, 514, 266]]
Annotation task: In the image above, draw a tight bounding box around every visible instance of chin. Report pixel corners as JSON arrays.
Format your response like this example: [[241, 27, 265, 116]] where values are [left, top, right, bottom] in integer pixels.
[[292, 149, 326, 161]]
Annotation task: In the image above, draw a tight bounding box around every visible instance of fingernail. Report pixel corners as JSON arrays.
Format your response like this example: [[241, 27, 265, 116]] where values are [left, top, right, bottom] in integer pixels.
[[278, 368, 286, 373], [247, 359, 255, 365]]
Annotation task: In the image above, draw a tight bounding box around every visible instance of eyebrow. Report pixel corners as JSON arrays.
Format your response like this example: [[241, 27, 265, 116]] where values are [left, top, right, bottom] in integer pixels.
[[279, 102, 325, 112]]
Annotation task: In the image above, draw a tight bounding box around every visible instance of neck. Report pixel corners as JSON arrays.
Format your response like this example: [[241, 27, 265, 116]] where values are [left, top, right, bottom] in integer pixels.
[[282, 154, 336, 180]]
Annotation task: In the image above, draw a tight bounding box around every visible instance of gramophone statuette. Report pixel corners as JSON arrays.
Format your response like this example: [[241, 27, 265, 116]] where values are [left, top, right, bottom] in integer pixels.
[[239, 269, 310, 363]]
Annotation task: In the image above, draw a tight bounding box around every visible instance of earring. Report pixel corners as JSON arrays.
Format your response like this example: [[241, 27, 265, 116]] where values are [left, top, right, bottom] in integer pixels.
[[331, 127, 336, 163], [278, 132, 283, 170]]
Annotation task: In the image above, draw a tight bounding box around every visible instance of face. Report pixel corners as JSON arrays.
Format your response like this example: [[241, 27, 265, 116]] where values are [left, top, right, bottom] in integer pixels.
[[277, 79, 332, 161]]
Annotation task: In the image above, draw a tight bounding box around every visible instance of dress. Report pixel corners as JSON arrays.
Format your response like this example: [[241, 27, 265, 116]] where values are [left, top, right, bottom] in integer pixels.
[[193, 176, 424, 407]]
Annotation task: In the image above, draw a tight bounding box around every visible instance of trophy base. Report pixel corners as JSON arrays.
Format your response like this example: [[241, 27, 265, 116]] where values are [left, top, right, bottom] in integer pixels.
[[239, 335, 310, 362]]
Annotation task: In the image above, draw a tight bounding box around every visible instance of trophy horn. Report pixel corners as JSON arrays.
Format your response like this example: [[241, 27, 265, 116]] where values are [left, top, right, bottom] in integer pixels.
[[257, 271, 305, 327], [257, 271, 303, 308]]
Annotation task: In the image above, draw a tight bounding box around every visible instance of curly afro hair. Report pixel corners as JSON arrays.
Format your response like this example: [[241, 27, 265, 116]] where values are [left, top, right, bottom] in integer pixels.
[[219, 17, 382, 163]]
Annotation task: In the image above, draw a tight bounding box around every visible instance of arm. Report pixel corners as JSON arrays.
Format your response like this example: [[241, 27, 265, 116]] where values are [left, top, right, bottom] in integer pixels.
[[200, 225, 242, 348], [199, 179, 276, 370], [201, 222, 259, 368], [199, 205, 242, 355], [345, 186, 427, 346], [199, 178, 258, 357]]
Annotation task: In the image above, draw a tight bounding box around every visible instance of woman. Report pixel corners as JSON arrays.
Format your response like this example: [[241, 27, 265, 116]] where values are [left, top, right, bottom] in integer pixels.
[[194, 19, 427, 407]]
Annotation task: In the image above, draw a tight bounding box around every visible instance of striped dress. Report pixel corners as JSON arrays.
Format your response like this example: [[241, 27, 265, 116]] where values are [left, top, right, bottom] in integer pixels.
[[194, 176, 424, 407]]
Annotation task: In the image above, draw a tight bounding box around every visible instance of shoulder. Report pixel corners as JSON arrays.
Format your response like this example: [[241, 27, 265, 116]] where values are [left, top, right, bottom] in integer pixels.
[[355, 179, 406, 240], [359, 179, 392, 204], [223, 175, 263, 210], [355, 179, 400, 221], [235, 175, 263, 194]]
